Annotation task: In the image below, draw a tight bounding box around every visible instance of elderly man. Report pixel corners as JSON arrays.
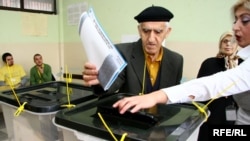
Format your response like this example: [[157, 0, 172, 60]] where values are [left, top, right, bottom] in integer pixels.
[[83, 6, 183, 97]]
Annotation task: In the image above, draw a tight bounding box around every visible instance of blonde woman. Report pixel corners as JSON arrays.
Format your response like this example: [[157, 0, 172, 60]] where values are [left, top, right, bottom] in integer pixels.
[[197, 32, 240, 140]]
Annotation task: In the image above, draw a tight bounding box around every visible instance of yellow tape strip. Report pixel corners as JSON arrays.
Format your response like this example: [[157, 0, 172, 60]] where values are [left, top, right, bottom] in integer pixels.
[[14, 102, 27, 116], [98, 112, 128, 141], [192, 81, 236, 122], [61, 65, 75, 108], [7, 63, 26, 116]]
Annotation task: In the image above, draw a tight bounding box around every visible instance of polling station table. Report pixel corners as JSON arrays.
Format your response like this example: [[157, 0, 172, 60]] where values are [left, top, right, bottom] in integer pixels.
[[54, 93, 208, 141], [0, 81, 98, 141]]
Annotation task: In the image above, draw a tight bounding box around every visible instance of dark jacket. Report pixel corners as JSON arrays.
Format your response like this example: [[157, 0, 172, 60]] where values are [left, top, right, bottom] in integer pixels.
[[197, 57, 237, 124], [93, 39, 183, 95], [197, 57, 238, 141]]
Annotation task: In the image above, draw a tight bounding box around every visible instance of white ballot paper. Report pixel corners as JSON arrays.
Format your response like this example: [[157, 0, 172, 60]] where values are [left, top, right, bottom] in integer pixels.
[[78, 8, 127, 90]]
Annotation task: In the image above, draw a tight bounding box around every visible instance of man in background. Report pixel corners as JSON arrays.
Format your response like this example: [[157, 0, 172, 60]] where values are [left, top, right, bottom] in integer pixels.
[[0, 52, 28, 88], [30, 53, 53, 85]]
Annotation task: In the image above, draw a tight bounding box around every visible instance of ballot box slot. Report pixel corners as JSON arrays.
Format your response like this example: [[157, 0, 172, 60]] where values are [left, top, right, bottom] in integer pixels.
[[0, 81, 97, 112], [20, 93, 52, 101], [94, 105, 163, 129]]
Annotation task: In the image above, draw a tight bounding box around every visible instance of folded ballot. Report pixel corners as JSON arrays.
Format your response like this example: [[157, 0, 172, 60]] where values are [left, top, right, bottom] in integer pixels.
[[78, 8, 127, 91]]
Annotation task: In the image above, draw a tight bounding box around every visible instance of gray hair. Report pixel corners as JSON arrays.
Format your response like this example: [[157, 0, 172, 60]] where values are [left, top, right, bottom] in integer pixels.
[[138, 22, 171, 29]]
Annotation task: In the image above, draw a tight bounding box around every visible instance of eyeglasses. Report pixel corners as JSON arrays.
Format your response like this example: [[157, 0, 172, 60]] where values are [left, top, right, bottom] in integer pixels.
[[222, 38, 236, 44]]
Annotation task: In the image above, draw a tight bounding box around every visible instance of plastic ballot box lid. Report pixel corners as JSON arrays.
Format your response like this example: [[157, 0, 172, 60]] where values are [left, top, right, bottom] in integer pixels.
[[54, 93, 207, 141], [0, 81, 99, 141], [0, 81, 97, 113]]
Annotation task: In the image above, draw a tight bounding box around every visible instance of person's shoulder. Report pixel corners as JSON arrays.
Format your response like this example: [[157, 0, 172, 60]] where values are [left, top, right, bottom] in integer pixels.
[[202, 57, 223, 63], [200, 57, 224, 67], [14, 64, 24, 68], [115, 41, 138, 54], [162, 47, 183, 58], [0, 65, 7, 70], [30, 65, 36, 70], [45, 64, 52, 69], [44, 63, 51, 67]]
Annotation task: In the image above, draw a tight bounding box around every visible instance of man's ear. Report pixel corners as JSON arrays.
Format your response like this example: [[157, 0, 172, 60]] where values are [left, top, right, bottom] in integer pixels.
[[137, 25, 142, 37], [165, 27, 172, 38]]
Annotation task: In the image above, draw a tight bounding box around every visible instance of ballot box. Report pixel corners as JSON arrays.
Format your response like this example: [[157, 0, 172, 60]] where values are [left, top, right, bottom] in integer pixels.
[[54, 93, 208, 141], [0, 81, 98, 141]]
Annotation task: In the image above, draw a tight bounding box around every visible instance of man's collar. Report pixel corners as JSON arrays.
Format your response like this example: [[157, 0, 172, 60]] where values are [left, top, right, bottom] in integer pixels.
[[144, 47, 163, 62]]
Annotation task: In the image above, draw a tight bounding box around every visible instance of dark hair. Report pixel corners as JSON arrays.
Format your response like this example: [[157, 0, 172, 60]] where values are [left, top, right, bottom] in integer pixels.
[[2, 52, 12, 63], [33, 53, 42, 60]]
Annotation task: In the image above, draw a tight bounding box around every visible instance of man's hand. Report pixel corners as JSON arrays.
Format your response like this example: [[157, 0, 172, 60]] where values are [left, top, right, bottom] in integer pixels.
[[82, 62, 100, 86], [37, 66, 44, 74]]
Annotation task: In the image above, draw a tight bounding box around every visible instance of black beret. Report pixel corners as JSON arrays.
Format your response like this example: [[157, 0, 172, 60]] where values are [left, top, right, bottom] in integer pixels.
[[134, 5, 174, 23]]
